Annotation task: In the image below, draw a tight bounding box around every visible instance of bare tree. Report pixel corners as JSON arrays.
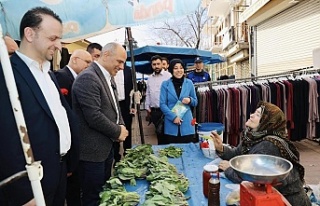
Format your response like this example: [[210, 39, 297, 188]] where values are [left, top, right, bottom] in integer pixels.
[[152, 6, 209, 49]]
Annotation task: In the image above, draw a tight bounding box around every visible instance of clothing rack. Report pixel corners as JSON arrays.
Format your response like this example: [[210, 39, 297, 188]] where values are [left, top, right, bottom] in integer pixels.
[[194, 65, 320, 145], [194, 66, 317, 87]]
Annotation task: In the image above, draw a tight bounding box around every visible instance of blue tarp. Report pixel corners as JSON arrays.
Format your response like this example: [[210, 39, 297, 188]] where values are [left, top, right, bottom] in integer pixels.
[[124, 143, 235, 206], [0, 0, 201, 43], [127, 45, 225, 74]]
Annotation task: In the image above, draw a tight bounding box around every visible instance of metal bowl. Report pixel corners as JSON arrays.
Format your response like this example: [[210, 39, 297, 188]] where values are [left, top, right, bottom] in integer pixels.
[[229, 154, 293, 184]]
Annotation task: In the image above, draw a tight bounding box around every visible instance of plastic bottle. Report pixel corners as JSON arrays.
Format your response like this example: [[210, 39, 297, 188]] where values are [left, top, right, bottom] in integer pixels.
[[208, 173, 220, 206], [203, 165, 218, 198]]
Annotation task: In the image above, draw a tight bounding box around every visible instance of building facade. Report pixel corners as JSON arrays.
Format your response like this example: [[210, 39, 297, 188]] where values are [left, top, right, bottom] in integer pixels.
[[204, 0, 320, 78]]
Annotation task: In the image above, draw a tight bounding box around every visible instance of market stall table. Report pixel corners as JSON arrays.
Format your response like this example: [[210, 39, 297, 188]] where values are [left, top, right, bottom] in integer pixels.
[[125, 143, 237, 206]]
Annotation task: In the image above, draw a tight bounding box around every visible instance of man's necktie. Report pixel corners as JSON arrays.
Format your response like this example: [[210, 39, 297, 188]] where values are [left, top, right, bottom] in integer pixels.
[[110, 77, 117, 91], [110, 76, 120, 123]]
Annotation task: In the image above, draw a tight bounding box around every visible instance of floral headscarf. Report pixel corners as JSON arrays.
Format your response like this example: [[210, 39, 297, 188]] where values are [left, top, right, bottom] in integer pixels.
[[242, 101, 305, 181]]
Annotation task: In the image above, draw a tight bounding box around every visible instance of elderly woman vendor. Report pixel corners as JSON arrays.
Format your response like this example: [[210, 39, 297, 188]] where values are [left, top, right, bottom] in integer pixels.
[[211, 101, 311, 206]]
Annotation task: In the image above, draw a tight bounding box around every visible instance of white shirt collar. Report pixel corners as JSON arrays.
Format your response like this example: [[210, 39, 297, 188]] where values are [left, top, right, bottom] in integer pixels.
[[15, 50, 50, 72], [66, 65, 77, 79]]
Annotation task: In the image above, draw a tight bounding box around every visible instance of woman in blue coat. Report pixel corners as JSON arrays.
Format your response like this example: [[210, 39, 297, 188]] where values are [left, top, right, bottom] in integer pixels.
[[160, 59, 198, 144]]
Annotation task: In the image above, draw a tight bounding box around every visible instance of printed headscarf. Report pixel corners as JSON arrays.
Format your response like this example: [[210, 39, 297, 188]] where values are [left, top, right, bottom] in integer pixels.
[[241, 101, 305, 181]]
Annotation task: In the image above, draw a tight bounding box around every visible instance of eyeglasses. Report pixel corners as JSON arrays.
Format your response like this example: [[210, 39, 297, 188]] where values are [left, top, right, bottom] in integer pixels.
[[76, 57, 91, 64]]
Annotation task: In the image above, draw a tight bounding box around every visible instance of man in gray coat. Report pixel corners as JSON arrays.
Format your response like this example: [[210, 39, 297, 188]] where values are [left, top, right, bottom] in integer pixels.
[[72, 42, 128, 206]]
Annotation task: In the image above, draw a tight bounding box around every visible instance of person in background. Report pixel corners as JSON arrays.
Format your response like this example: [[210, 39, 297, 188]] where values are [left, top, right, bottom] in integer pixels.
[[54, 49, 91, 206], [187, 57, 211, 83], [4, 36, 18, 56], [211, 101, 311, 206], [86, 42, 102, 61], [0, 7, 79, 206], [113, 64, 135, 163], [160, 59, 198, 144], [72, 42, 128, 206], [145, 55, 171, 144], [55, 49, 92, 107], [161, 56, 169, 72]]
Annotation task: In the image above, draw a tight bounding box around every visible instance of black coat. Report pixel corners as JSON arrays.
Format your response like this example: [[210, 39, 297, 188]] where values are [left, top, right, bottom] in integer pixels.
[[0, 53, 79, 205], [54, 66, 75, 108]]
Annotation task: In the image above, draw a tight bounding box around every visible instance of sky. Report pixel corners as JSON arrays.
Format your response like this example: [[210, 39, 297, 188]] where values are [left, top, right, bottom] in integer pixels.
[[87, 24, 161, 47]]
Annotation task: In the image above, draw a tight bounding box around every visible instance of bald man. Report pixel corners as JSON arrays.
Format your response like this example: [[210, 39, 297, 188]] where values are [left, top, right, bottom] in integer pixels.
[[54, 49, 91, 206], [55, 49, 92, 108], [4, 36, 18, 56]]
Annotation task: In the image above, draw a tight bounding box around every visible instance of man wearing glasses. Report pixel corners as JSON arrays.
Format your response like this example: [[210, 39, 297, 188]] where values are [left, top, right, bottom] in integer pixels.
[[55, 49, 92, 108], [54, 49, 92, 206], [187, 57, 211, 83]]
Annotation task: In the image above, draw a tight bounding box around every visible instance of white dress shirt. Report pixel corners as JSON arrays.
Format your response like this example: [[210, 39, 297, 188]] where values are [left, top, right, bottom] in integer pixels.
[[145, 69, 171, 109], [114, 69, 125, 101], [95, 61, 120, 124], [16, 51, 71, 154]]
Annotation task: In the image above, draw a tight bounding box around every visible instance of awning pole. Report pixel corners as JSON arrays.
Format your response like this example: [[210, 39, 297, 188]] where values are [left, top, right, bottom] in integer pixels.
[[126, 27, 145, 144], [0, 25, 46, 205]]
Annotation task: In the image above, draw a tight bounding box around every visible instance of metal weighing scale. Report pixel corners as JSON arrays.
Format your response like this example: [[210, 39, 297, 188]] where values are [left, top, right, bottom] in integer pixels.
[[230, 154, 293, 206]]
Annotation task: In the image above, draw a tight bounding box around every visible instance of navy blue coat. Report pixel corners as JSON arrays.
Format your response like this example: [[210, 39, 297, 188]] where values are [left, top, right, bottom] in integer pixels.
[[54, 66, 75, 108], [0, 53, 79, 205]]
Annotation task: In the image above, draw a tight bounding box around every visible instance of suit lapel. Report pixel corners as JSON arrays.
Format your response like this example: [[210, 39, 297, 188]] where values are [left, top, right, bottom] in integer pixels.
[[92, 63, 118, 112], [167, 78, 189, 100], [63, 66, 75, 82], [11, 54, 55, 121], [49, 71, 71, 110], [179, 78, 189, 99]]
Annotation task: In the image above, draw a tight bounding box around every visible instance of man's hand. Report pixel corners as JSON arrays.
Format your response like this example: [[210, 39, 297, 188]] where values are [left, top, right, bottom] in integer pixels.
[[130, 108, 136, 115], [118, 125, 128, 142]]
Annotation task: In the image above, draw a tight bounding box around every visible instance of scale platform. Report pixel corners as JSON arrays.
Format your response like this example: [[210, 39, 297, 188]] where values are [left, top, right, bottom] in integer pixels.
[[229, 154, 294, 206], [240, 181, 291, 206]]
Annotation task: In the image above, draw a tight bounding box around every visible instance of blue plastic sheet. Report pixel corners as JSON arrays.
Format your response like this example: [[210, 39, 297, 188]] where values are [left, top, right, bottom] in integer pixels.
[[125, 143, 234, 206]]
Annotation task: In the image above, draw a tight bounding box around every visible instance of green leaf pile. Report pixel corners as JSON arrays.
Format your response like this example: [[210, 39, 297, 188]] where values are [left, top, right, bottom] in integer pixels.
[[99, 177, 140, 206], [158, 146, 183, 158], [114, 144, 153, 184], [142, 180, 189, 206], [103, 144, 189, 206]]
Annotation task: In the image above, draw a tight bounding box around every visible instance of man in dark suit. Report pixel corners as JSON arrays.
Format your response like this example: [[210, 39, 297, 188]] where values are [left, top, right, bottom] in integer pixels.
[[72, 42, 128, 206], [55, 49, 92, 107], [114, 65, 135, 162], [54, 49, 91, 206], [0, 7, 79, 206]]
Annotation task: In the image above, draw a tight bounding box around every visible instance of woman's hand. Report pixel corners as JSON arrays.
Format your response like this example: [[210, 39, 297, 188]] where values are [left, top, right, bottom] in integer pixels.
[[218, 160, 230, 171], [211, 131, 223, 152], [181, 97, 191, 104], [173, 117, 183, 125]]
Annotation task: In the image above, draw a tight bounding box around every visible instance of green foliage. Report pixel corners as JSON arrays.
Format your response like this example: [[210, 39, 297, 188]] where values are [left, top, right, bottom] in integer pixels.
[[101, 144, 189, 206], [158, 146, 183, 158], [99, 177, 140, 206]]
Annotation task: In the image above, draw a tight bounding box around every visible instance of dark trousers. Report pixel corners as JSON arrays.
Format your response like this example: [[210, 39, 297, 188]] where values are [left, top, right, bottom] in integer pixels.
[[79, 149, 114, 206], [65, 168, 81, 206], [150, 108, 165, 145], [46, 159, 67, 206], [114, 100, 133, 162]]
